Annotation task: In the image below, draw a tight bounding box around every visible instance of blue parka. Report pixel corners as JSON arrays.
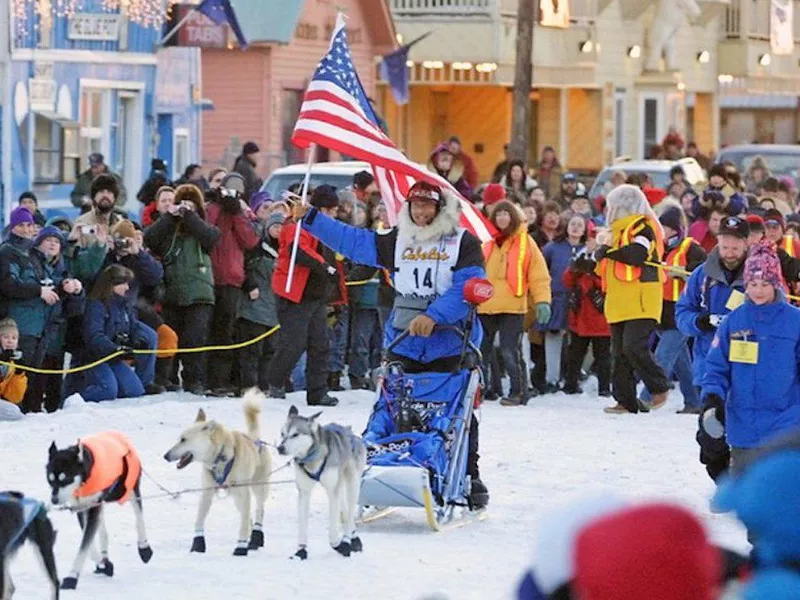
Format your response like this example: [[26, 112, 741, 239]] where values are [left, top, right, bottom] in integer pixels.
[[301, 208, 485, 364], [83, 296, 146, 361], [675, 247, 746, 386], [702, 296, 800, 448]]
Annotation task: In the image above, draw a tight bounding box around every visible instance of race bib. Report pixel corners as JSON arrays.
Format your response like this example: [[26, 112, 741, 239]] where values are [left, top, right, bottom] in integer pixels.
[[725, 290, 745, 311], [729, 340, 758, 364]]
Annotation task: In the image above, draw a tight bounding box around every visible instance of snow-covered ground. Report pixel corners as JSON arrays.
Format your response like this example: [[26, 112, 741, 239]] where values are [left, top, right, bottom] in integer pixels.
[[2, 384, 748, 600]]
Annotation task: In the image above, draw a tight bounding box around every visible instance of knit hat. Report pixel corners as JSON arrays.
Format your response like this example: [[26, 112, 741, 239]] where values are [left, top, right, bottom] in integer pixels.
[[746, 214, 765, 233], [310, 185, 339, 209], [90, 173, 119, 200], [516, 492, 629, 599], [9, 207, 34, 229], [88, 152, 104, 167], [482, 183, 506, 207], [112, 219, 137, 240], [574, 503, 720, 600], [407, 181, 443, 205], [265, 212, 285, 231], [659, 206, 682, 233], [763, 208, 785, 231], [643, 186, 667, 207], [242, 141, 260, 155], [249, 190, 272, 213], [0, 318, 19, 337], [34, 226, 64, 249], [18, 191, 38, 206], [718, 215, 749, 240], [221, 172, 246, 197], [744, 241, 782, 289]]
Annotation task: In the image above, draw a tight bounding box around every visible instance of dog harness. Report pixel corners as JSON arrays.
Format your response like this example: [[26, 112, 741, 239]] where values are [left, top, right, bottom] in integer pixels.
[[0, 492, 45, 553], [74, 431, 141, 504], [295, 444, 328, 482], [209, 440, 267, 486]]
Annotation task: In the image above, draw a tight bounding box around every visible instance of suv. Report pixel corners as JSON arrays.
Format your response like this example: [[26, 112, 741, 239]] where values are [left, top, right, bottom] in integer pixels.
[[260, 161, 372, 198], [714, 144, 800, 188], [588, 158, 706, 201]]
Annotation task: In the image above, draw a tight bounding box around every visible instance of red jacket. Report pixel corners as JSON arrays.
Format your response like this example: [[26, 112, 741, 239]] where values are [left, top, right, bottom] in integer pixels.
[[142, 202, 158, 227], [273, 221, 327, 303], [562, 268, 610, 338], [206, 202, 259, 287]]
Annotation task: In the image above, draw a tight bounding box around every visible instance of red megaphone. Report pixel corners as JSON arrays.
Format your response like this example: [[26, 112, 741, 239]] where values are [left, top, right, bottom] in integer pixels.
[[464, 278, 494, 306]]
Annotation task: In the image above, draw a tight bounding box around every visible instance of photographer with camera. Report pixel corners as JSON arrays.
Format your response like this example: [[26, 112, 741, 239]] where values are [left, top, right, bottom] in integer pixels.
[[0, 208, 67, 413], [79, 265, 157, 402], [204, 172, 259, 396], [144, 184, 221, 395]]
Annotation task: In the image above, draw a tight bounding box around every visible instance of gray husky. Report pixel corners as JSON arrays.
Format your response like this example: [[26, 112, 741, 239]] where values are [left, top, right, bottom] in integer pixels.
[[277, 406, 366, 560]]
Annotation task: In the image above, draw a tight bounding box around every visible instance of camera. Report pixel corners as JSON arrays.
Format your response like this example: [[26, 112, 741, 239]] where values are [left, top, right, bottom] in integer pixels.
[[113, 332, 131, 346], [113, 237, 131, 251], [177, 202, 192, 217], [80, 225, 98, 236]]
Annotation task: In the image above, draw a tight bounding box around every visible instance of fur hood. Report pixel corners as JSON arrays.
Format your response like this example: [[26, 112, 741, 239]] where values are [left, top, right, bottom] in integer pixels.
[[397, 187, 462, 244]]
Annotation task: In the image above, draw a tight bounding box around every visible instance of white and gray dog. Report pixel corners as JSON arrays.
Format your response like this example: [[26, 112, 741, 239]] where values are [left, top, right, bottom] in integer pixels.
[[277, 406, 366, 560]]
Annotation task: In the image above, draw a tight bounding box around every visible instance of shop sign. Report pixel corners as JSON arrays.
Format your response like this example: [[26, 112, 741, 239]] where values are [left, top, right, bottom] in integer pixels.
[[68, 13, 121, 41]]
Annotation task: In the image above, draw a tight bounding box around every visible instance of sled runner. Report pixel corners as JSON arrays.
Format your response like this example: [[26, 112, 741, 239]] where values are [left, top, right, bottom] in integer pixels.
[[358, 279, 492, 531]]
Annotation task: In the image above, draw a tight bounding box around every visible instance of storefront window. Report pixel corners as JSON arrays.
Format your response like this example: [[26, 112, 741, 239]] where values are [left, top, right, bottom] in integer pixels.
[[80, 88, 108, 169], [32, 113, 80, 184], [174, 129, 190, 176]]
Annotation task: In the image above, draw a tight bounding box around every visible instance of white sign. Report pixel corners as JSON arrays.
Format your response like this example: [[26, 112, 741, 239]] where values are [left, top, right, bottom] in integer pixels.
[[68, 13, 121, 41], [29, 78, 56, 112], [34, 62, 54, 80], [771, 0, 794, 55]]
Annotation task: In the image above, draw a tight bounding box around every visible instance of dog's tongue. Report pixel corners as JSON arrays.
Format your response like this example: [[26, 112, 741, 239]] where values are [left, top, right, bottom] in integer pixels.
[[177, 453, 192, 469]]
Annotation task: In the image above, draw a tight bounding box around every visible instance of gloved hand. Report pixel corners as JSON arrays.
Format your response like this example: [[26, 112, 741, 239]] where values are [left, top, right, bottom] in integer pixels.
[[408, 314, 436, 337], [0, 348, 22, 362], [292, 203, 310, 221], [696, 314, 716, 333], [535, 302, 552, 325], [703, 393, 726, 428], [219, 192, 242, 215], [116, 346, 136, 361]]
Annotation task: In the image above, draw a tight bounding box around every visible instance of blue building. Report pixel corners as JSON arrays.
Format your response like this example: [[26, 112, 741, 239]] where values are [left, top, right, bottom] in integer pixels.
[[0, 0, 201, 225]]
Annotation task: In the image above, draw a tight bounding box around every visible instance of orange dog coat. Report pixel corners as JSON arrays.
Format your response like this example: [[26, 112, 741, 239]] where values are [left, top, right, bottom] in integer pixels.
[[73, 431, 141, 504]]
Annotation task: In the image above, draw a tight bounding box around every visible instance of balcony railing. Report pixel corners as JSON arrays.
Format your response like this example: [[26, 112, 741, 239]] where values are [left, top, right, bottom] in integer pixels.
[[725, 0, 800, 41], [390, 0, 493, 17]]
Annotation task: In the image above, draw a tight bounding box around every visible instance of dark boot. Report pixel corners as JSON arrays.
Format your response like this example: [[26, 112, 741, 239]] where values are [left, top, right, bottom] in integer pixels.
[[155, 358, 180, 392], [308, 393, 339, 407], [348, 374, 372, 390], [327, 371, 344, 391], [470, 479, 489, 510], [145, 382, 166, 395]]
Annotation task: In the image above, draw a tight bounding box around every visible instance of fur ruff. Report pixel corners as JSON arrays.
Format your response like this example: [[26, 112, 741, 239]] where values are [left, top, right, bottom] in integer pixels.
[[397, 188, 462, 244]]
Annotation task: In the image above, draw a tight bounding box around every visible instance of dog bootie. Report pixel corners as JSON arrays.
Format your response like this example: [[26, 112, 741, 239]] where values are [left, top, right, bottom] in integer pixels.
[[94, 558, 114, 577], [470, 479, 489, 510], [249, 528, 264, 550], [138, 544, 153, 563], [233, 541, 249, 557], [292, 547, 308, 560], [350, 537, 363, 553], [190, 535, 206, 553], [333, 541, 351, 557], [61, 576, 78, 590]]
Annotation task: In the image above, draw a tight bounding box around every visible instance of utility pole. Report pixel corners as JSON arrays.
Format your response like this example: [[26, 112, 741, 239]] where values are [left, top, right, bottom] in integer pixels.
[[509, 0, 535, 163]]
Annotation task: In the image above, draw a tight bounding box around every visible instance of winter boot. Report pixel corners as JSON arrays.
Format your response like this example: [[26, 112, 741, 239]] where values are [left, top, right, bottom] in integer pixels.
[[268, 386, 286, 399], [145, 382, 166, 395], [327, 372, 344, 392], [500, 394, 523, 407], [348, 374, 372, 390], [308, 393, 339, 407], [470, 479, 489, 510], [155, 358, 180, 392]]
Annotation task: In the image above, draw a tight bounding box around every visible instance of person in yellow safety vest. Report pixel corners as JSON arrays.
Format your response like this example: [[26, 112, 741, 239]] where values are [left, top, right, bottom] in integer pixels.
[[641, 202, 707, 414], [594, 185, 672, 415]]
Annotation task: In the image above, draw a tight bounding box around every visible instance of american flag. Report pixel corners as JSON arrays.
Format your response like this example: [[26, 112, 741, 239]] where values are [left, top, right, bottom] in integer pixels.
[[291, 14, 495, 242]]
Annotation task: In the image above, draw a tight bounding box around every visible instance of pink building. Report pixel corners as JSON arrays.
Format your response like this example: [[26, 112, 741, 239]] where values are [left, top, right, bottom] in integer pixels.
[[199, 0, 395, 177]]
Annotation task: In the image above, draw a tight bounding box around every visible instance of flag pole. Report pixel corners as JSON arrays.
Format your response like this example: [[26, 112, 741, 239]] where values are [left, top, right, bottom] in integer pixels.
[[158, 8, 196, 46], [285, 144, 317, 293]]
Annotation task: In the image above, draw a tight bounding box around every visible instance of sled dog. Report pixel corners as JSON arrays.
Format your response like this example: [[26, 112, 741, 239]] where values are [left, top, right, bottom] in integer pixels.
[[277, 405, 367, 559], [0, 491, 58, 600], [46, 431, 152, 591], [164, 389, 272, 556]]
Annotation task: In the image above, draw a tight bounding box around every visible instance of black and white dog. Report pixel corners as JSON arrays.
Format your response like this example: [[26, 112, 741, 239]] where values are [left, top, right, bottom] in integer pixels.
[[0, 491, 59, 600], [46, 433, 152, 591]]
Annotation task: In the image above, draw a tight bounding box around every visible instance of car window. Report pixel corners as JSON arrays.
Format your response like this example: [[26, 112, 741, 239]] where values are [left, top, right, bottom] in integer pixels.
[[719, 151, 800, 180], [261, 173, 356, 198], [590, 169, 671, 199]]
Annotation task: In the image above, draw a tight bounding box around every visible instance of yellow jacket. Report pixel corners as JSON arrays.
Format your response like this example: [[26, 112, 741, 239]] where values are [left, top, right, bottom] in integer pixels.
[[0, 364, 28, 405], [479, 225, 552, 315], [598, 214, 664, 324]]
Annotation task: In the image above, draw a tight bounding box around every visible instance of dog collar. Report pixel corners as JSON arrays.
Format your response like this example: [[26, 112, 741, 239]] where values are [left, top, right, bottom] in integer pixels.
[[296, 444, 321, 466], [295, 445, 328, 482], [210, 449, 234, 486]]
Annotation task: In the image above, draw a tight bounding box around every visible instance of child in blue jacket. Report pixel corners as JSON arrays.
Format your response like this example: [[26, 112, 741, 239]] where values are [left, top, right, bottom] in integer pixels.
[[701, 242, 800, 467], [81, 264, 157, 402]]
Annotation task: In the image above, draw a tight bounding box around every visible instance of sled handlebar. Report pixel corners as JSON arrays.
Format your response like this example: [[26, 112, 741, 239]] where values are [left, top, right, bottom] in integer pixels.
[[385, 325, 481, 358]]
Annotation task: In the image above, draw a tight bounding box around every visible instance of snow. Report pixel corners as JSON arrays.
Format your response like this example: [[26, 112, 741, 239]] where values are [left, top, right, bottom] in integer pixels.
[[2, 385, 748, 600]]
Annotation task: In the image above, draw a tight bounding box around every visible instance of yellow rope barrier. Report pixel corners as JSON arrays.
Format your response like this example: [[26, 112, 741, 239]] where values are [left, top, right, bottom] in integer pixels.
[[0, 325, 281, 375]]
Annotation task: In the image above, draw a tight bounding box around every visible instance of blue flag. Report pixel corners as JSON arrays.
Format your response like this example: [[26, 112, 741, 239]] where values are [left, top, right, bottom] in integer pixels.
[[196, 0, 248, 50], [379, 32, 431, 106]]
